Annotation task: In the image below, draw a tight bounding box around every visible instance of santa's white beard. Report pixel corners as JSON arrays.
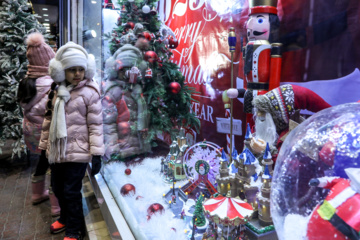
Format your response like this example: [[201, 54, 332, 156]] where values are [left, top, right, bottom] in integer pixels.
[[255, 112, 278, 145], [199, 168, 205, 175]]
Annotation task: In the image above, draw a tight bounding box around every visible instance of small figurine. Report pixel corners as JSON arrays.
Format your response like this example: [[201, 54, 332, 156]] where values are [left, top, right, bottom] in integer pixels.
[[306, 168, 360, 240], [171, 194, 176, 204], [180, 209, 186, 219]]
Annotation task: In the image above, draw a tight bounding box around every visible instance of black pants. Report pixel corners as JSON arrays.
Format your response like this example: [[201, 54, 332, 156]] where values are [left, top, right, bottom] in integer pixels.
[[33, 150, 49, 176], [50, 162, 87, 238]]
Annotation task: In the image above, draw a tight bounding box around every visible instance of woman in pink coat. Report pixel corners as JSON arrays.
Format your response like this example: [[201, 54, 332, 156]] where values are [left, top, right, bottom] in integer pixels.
[[39, 41, 104, 240], [17, 32, 60, 216]]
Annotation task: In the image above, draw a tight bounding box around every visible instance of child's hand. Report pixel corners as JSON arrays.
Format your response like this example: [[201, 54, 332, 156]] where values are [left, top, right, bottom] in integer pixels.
[[91, 156, 102, 176]]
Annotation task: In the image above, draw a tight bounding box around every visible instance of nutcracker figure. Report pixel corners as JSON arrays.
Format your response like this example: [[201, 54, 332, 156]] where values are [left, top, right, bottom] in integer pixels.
[[227, 0, 282, 128], [306, 168, 360, 240]]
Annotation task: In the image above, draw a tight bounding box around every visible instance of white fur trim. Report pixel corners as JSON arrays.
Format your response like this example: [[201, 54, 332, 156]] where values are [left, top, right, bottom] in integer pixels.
[[49, 58, 65, 83], [85, 54, 96, 79]]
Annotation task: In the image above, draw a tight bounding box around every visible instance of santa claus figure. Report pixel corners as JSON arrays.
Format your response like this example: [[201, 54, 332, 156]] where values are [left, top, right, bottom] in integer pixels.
[[199, 163, 206, 175], [306, 168, 360, 240], [249, 84, 331, 161]]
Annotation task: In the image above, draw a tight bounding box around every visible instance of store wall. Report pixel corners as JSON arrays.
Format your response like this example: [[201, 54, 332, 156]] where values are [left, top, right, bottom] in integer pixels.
[[158, 0, 360, 151]]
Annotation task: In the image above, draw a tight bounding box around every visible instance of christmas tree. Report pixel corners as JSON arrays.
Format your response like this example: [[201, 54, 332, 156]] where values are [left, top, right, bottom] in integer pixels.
[[104, 0, 200, 152], [0, 0, 47, 157], [194, 193, 206, 227]]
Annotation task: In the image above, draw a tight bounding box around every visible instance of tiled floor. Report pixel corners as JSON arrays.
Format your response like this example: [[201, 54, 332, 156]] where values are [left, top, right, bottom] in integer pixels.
[[0, 153, 110, 240], [82, 176, 111, 240]]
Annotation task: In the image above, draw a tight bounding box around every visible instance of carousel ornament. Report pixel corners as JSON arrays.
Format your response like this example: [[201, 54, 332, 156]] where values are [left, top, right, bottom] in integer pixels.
[[145, 68, 152, 78], [203, 196, 253, 239]]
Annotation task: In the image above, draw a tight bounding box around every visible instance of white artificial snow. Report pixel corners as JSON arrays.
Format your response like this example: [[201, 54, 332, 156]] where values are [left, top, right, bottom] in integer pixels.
[[282, 214, 310, 240], [249, 158, 263, 189], [102, 157, 190, 240]]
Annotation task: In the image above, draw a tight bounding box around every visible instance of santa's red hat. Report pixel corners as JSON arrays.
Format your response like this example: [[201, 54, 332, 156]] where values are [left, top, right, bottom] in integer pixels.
[[252, 84, 331, 132], [199, 163, 205, 168]]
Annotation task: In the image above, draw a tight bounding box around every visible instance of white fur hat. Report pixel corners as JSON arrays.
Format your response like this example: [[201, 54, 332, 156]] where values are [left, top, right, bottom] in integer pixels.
[[105, 44, 142, 79], [49, 41, 96, 82]]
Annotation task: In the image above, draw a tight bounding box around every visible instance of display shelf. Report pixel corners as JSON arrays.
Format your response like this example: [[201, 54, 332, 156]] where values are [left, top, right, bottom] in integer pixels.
[[87, 165, 135, 240]]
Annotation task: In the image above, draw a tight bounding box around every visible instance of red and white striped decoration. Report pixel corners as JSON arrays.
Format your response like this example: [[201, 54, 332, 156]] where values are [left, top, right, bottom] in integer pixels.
[[225, 109, 234, 154], [203, 196, 253, 226]]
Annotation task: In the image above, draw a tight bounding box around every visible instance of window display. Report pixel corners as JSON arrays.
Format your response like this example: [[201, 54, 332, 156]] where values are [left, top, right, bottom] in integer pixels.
[[76, 0, 360, 239]]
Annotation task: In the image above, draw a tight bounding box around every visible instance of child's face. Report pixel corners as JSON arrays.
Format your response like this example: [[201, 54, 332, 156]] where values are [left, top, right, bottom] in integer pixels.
[[65, 67, 85, 86]]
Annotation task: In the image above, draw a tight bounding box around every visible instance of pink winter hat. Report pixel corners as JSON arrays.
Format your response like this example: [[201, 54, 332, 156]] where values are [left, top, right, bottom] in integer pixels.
[[26, 32, 55, 78]]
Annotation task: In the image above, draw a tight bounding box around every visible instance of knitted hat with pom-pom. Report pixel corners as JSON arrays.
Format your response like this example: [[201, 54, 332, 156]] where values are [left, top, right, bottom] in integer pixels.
[[26, 32, 55, 78], [252, 84, 331, 132]]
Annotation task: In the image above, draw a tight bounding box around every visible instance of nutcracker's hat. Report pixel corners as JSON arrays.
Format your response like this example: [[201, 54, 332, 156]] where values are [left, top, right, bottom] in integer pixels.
[[345, 168, 360, 192], [249, 0, 278, 15]]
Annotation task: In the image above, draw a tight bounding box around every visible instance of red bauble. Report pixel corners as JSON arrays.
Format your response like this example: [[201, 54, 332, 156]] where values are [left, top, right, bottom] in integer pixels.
[[125, 168, 131, 175], [125, 22, 135, 30], [147, 203, 165, 216], [168, 37, 179, 49], [142, 32, 153, 41], [144, 51, 158, 63], [168, 82, 181, 94], [120, 184, 136, 196]]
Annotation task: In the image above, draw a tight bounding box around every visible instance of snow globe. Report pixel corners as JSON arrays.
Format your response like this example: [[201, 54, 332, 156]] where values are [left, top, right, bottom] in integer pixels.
[[271, 102, 360, 240]]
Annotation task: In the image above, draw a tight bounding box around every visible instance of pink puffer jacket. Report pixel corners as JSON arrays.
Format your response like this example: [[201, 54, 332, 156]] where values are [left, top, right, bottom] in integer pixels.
[[21, 76, 53, 154], [39, 79, 105, 163]]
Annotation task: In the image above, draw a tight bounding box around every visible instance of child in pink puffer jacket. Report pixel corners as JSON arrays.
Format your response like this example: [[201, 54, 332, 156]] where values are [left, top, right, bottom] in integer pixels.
[[39, 41, 105, 240], [17, 32, 60, 216]]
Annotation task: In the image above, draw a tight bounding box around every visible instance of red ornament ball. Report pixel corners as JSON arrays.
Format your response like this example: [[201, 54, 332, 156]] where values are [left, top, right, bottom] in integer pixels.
[[168, 82, 181, 94], [147, 203, 165, 216], [125, 168, 131, 175], [120, 183, 136, 196], [168, 37, 179, 49], [144, 51, 158, 63], [125, 22, 135, 30]]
